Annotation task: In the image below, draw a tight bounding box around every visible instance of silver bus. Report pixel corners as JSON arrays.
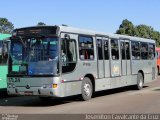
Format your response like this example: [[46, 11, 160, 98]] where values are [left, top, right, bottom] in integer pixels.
[[7, 25, 156, 100]]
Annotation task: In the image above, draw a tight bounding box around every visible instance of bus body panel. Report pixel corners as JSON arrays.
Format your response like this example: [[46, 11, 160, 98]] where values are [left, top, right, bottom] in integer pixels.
[[156, 48, 160, 75]]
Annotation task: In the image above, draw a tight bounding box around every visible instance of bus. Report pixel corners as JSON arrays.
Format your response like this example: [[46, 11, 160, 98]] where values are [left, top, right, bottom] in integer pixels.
[[7, 26, 156, 100], [156, 47, 160, 75], [0, 33, 11, 92]]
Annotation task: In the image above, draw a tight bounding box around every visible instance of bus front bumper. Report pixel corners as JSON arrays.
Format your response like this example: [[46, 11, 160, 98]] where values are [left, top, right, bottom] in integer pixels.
[[7, 85, 62, 97]]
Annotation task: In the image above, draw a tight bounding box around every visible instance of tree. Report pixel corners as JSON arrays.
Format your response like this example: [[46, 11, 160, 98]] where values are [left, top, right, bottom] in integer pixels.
[[0, 18, 14, 34], [151, 31, 160, 46], [116, 19, 134, 36], [37, 22, 46, 26], [135, 24, 154, 39], [116, 19, 160, 46]]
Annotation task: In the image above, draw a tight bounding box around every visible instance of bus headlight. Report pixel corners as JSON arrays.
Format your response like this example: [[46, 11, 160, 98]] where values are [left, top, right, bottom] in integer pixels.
[[8, 83, 15, 88], [8, 84, 12, 88], [52, 84, 58, 88], [12, 84, 16, 88], [42, 84, 58, 88]]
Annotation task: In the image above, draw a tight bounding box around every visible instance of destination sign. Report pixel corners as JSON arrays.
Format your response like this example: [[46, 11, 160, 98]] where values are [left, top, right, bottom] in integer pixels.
[[12, 26, 58, 37]]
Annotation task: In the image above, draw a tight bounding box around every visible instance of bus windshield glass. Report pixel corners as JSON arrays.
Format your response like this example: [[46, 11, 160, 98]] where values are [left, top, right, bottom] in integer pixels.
[[10, 37, 59, 75]]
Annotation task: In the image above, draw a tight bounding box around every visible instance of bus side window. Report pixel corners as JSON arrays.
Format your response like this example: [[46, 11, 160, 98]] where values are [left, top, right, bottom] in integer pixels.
[[140, 42, 148, 60], [148, 43, 155, 60], [131, 41, 140, 60], [79, 36, 94, 60], [111, 39, 119, 60]]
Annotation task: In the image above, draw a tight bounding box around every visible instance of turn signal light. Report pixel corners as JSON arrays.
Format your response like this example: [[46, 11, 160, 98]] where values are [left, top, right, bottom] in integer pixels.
[[52, 84, 58, 88]]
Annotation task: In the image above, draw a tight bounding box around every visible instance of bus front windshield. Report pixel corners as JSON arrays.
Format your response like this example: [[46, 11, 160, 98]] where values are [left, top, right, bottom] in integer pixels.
[[10, 37, 59, 75]]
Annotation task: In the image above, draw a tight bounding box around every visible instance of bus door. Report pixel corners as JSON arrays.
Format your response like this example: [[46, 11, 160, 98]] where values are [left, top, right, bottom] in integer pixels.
[[120, 40, 131, 76], [103, 38, 110, 77], [96, 37, 110, 78], [96, 37, 104, 78], [110, 39, 121, 77]]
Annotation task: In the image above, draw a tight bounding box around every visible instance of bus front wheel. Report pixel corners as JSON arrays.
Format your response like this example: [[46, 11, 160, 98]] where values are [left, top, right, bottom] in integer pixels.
[[81, 77, 93, 101], [136, 72, 144, 90]]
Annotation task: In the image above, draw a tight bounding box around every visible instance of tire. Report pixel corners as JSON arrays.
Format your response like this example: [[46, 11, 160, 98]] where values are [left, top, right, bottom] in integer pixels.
[[81, 77, 93, 101], [136, 72, 144, 90]]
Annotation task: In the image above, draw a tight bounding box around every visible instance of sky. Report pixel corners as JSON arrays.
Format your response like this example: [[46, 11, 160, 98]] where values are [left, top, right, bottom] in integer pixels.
[[0, 0, 160, 33]]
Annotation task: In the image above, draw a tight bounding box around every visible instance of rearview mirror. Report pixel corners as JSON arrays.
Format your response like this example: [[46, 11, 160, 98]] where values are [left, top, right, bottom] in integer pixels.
[[64, 34, 70, 40]]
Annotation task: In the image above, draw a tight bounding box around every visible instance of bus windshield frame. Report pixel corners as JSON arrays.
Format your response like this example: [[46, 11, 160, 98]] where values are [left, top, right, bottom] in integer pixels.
[[8, 36, 60, 76]]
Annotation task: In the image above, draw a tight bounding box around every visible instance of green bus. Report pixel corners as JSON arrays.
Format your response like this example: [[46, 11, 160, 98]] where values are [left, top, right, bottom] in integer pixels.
[[0, 33, 11, 92]]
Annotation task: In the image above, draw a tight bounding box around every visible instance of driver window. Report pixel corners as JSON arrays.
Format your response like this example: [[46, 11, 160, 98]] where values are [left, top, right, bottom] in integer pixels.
[[61, 38, 77, 73]]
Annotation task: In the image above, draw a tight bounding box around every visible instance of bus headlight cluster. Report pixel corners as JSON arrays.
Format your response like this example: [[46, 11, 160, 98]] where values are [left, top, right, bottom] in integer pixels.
[[8, 83, 15, 88], [42, 84, 58, 88]]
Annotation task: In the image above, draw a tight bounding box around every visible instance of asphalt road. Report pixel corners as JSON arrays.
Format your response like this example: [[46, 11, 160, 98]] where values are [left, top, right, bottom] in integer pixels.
[[0, 77, 160, 114]]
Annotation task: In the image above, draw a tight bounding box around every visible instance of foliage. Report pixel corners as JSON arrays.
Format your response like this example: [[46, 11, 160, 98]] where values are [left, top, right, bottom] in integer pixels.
[[116, 19, 160, 46], [0, 18, 14, 34], [37, 22, 46, 26]]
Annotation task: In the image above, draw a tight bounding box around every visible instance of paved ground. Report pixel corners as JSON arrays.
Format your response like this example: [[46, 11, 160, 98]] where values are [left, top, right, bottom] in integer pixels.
[[0, 77, 160, 114]]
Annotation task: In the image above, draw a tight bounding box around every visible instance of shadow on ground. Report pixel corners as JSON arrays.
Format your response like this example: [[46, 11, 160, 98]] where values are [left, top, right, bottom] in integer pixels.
[[0, 85, 149, 107]]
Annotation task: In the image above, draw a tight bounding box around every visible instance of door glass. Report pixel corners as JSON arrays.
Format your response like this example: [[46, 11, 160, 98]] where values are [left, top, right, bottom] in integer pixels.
[[97, 39, 103, 60], [121, 41, 125, 60], [125, 42, 130, 60], [111, 39, 119, 60], [104, 40, 109, 60]]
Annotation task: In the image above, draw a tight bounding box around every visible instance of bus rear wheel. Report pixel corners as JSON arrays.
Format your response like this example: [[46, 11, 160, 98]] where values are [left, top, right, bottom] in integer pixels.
[[81, 77, 93, 101], [136, 72, 144, 90]]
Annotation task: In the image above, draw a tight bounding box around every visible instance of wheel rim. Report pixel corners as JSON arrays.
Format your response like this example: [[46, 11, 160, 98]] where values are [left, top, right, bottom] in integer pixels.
[[83, 83, 91, 96], [139, 75, 143, 88]]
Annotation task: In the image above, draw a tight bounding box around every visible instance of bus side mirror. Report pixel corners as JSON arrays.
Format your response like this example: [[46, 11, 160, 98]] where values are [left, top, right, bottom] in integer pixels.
[[64, 34, 70, 40]]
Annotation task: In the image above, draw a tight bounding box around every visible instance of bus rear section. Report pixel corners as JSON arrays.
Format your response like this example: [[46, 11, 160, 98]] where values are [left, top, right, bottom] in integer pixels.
[[156, 47, 160, 75]]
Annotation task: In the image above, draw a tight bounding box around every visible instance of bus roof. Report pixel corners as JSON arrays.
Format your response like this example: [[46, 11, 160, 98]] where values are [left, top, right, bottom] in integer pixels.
[[59, 25, 155, 43], [12, 25, 156, 43], [0, 33, 11, 40]]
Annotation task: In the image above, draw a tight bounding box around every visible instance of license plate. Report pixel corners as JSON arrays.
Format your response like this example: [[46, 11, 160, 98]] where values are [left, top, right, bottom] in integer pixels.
[[24, 91, 33, 95]]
